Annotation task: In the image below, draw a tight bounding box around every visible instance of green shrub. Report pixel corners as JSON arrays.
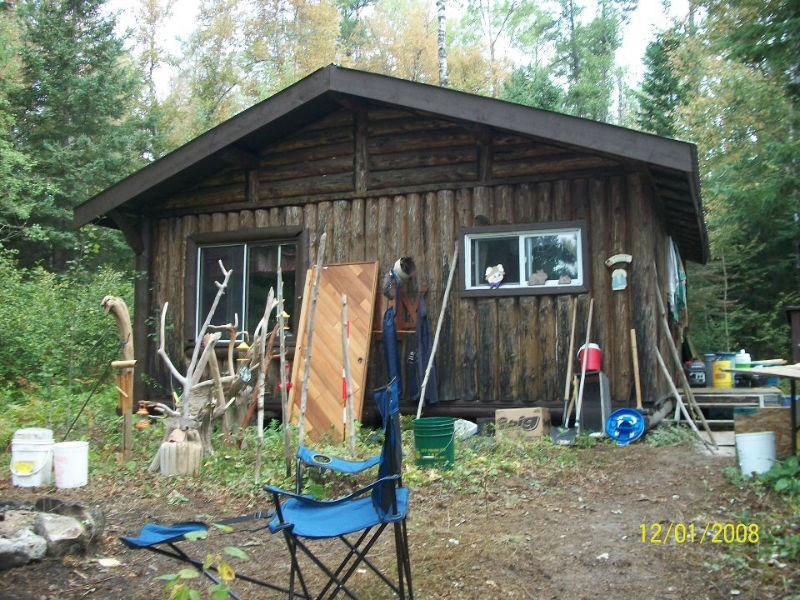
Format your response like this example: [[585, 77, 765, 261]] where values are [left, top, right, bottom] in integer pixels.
[[759, 456, 800, 498], [0, 246, 132, 391]]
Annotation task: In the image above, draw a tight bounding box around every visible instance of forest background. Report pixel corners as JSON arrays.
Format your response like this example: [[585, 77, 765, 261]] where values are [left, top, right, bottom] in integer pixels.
[[0, 0, 797, 402]]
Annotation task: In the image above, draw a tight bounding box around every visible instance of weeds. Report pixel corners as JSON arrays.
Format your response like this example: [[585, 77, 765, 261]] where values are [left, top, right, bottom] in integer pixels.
[[645, 424, 697, 447]]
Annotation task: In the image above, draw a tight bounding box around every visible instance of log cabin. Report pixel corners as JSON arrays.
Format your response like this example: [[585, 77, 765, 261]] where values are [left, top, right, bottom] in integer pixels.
[[74, 65, 708, 421]]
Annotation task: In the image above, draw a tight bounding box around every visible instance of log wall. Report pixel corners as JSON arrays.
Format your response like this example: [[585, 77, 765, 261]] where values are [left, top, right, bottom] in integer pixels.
[[144, 101, 674, 412]]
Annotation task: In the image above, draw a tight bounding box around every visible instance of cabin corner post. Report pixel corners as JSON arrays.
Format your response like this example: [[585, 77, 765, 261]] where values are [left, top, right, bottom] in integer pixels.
[[133, 217, 153, 404]]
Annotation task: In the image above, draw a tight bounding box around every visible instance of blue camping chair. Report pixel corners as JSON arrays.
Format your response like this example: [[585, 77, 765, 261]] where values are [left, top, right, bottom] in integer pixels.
[[267, 379, 413, 599]]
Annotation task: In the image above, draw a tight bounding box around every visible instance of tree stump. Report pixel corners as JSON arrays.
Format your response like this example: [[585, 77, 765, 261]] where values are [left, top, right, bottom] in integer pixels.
[[158, 430, 202, 476]]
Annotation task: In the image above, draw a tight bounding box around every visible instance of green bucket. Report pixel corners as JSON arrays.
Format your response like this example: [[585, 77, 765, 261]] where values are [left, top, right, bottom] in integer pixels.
[[413, 417, 456, 470]]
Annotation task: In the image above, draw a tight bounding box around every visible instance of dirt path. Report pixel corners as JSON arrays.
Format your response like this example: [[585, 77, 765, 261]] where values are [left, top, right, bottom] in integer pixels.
[[0, 443, 792, 599]]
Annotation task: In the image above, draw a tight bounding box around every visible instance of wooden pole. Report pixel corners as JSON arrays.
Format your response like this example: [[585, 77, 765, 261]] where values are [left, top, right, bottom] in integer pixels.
[[277, 264, 292, 477], [575, 298, 594, 433], [563, 296, 578, 410], [416, 243, 459, 420], [652, 267, 717, 447], [341, 295, 356, 455], [103, 296, 135, 463], [118, 366, 134, 461], [297, 231, 327, 452], [630, 328, 643, 411], [655, 348, 712, 450]]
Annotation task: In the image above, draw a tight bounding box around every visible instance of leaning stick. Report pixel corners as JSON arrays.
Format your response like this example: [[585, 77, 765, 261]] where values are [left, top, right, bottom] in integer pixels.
[[630, 328, 643, 411], [416, 243, 459, 420], [277, 264, 292, 476], [341, 295, 356, 455], [297, 231, 327, 453], [575, 298, 594, 433], [563, 296, 578, 406], [254, 288, 276, 482], [652, 267, 716, 447], [655, 348, 712, 450]]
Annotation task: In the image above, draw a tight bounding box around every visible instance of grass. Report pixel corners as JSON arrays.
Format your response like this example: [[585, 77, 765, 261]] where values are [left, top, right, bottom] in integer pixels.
[[645, 423, 698, 447]]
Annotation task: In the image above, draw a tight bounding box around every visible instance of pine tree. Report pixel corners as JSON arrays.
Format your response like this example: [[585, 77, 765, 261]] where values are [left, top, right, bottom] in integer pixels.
[[12, 0, 147, 269], [637, 30, 686, 137], [501, 65, 564, 110], [0, 5, 41, 244]]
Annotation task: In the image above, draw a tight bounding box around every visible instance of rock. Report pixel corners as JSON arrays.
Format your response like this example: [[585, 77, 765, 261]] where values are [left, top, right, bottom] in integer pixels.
[[0, 510, 37, 538], [34, 513, 86, 557], [0, 528, 47, 570], [34, 498, 104, 545]]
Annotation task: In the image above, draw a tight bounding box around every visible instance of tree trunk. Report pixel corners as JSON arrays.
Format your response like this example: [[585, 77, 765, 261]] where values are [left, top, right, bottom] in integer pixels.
[[437, 0, 448, 87]]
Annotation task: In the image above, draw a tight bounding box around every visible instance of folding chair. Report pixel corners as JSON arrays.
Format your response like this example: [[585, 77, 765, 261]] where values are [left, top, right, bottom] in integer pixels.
[[120, 512, 305, 599], [267, 379, 413, 599]]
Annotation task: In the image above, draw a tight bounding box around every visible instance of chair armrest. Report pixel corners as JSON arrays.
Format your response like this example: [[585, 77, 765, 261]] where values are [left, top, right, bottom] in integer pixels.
[[296, 447, 381, 475], [264, 486, 315, 502]]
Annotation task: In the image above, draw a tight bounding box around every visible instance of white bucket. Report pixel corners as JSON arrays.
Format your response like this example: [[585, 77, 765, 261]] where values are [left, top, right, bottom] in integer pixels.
[[735, 431, 776, 477], [53, 441, 89, 489], [10, 428, 54, 487]]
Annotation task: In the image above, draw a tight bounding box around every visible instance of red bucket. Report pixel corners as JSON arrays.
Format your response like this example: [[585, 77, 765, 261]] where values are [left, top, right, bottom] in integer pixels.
[[577, 343, 603, 373]]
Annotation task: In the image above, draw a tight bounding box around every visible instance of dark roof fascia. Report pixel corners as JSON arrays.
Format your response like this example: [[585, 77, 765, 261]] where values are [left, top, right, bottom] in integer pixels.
[[74, 65, 702, 243], [328, 67, 697, 173], [74, 66, 334, 227]]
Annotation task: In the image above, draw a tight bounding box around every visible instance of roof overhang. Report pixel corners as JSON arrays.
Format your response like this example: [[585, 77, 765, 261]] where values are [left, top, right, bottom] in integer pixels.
[[75, 65, 708, 262]]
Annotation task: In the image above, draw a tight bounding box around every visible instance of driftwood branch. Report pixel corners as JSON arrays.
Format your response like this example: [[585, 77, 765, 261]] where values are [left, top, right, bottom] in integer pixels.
[[158, 302, 186, 386], [181, 261, 232, 421]]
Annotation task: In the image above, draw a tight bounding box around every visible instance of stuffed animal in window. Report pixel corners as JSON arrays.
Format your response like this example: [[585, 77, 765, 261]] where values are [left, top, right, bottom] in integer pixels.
[[485, 264, 505, 289]]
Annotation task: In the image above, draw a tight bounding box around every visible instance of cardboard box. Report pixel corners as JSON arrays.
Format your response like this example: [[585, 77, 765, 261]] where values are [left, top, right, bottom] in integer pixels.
[[495, 408, 551, 439]]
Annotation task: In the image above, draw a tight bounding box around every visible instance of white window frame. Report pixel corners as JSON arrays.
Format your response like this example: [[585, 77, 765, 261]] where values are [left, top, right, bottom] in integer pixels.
[[461, 221, 588, 297]]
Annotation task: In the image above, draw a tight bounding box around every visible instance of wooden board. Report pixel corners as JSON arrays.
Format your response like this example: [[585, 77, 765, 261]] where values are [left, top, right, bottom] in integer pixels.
[[290, 262, 380, 442]]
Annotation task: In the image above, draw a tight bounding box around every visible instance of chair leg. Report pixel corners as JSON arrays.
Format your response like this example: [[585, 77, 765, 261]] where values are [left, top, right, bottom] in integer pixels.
[[316, 529, 371, 599], [401, 519, 413, 599], [327, 524, 389, 599], [393, 523, 406, 600], [291, 538, 360, 600], [337, 534, 399, 595], [283, 530, 311, 599]]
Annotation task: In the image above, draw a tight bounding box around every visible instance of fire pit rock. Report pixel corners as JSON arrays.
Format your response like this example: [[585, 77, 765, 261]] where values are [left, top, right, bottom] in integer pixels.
[[0, 499, 104, 570]]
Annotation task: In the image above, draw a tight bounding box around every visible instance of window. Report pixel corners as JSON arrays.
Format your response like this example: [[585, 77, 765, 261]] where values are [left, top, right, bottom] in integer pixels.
[[188, 228, 304, 342], [462, 221, 588, 296]]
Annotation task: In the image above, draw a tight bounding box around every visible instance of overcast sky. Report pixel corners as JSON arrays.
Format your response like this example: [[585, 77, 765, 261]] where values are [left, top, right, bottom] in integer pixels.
[[110, 0, 688, 98]]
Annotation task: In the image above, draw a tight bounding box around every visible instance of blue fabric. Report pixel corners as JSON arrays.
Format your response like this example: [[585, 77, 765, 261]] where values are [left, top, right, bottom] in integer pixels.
[[383, 308, 403, 399], [269, 488, 409, 539], [120, 522, 208, 549], [372, 381, 402, 517], [415, 297, 438, 406], [296, 446, 380, 474]]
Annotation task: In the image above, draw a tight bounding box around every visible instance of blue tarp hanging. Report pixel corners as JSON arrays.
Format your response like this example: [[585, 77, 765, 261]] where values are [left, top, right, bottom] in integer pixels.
[[383, 307, 403, 399], [416, 296, 439, 406]]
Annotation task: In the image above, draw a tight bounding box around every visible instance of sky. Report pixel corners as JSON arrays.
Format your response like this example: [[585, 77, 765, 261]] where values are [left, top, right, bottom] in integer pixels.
[[110, 0, 690, 99]]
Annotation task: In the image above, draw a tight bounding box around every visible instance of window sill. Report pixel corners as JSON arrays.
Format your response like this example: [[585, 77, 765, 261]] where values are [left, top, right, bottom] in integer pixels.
[[460, 283, 588, 298]]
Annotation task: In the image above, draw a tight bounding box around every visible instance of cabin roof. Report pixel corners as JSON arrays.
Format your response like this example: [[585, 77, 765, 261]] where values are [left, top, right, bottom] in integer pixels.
[[74, 64, 708, 262]]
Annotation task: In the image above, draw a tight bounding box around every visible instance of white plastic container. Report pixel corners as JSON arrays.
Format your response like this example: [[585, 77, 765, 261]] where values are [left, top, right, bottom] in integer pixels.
[[735, 431, 776, 477], [10, 428, 54, 487], [53, 441, 89, 489]]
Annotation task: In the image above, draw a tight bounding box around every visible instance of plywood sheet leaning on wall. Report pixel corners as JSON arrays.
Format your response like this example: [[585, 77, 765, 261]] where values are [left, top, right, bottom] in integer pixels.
[[290, 262, 380, 442]]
